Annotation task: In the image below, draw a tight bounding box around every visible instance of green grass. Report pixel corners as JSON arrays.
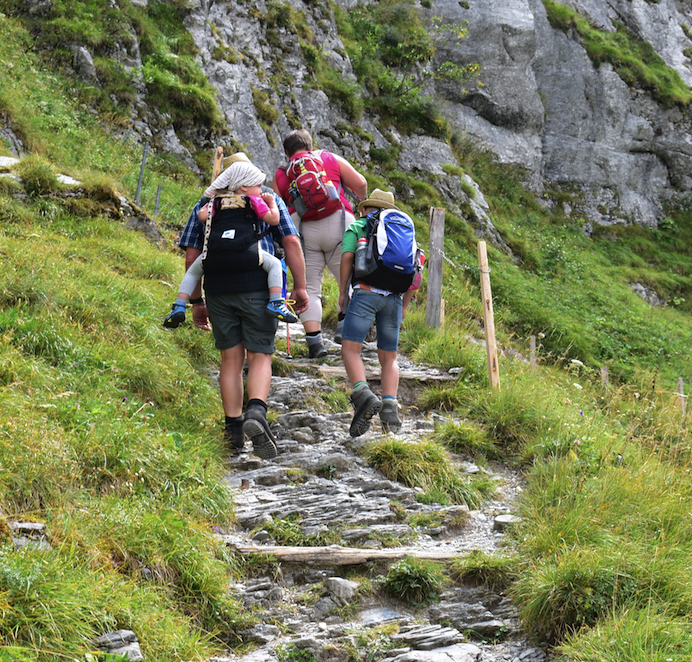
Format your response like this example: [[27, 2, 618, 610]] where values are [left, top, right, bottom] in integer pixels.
[[449, 550, 518, 592], [0, 0, 225, 134], [381, 556, 446, 606]]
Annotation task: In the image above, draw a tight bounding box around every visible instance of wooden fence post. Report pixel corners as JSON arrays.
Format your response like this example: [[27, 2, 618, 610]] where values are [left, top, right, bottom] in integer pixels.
[[134, 141, 149, 205], [601, 366, 609, 387], [154, 184, 162, 217], [530, 335, 536, 368], [426, 207, 445, 328], [477, 241, 500, 389], [679, 377, 686, 418]]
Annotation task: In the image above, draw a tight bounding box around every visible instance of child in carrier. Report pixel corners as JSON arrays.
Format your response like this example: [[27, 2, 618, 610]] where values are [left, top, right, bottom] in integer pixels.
[[163, 161, 298, 328]]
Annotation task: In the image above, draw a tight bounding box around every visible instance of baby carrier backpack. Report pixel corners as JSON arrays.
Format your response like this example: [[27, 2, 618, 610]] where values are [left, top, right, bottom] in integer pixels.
[[284, 151, 341, 218], [355, 208, 421, 293], [201, 195, 263, 273]]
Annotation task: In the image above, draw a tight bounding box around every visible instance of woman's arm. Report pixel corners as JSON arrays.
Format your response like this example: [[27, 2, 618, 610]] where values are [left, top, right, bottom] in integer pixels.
[[334, 154, 367, 200]]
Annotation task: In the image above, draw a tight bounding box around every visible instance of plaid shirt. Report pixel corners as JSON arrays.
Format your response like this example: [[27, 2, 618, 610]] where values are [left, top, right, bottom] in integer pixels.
[[178, 188, 298, 255]]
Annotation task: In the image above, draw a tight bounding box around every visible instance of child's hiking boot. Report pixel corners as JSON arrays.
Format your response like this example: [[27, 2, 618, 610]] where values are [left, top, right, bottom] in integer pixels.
[[243, 406, 278, 460], [266, 298, 298, 324], [380, 399, 401, 433], [224, 424, 245, 456], [349, 384, 382, 437], [163, 302, 186, 328]]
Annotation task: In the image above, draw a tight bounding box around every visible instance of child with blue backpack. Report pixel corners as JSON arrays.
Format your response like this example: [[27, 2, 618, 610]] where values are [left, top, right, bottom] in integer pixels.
[[338, 189, 423, 437], [164, 161, 298, 328]]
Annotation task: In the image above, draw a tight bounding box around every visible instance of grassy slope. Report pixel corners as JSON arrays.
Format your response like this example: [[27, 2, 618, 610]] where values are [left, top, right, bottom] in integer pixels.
[[0, 16, 251, 661], [1, 5, 692, 661]]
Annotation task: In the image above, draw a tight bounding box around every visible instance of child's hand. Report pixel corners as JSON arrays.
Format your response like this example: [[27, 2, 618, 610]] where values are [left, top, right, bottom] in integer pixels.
[[262, 192, 277, 207]]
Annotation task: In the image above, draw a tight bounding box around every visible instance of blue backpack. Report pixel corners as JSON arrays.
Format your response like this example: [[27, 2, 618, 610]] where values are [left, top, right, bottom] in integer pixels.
[[356, 208, 420, 293]]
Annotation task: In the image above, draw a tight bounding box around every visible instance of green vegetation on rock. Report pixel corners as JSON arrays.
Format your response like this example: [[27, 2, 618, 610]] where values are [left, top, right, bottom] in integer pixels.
[[543, 0, 692, 107]]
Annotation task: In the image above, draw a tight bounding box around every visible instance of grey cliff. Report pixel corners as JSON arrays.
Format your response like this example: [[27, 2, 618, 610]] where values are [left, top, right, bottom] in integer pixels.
[[180, 0, 692, 229]]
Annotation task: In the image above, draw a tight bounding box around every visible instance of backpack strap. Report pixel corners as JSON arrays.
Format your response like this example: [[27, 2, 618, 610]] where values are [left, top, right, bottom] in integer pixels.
[[200, 198, 215, 261], [365, 209, 381, 263]]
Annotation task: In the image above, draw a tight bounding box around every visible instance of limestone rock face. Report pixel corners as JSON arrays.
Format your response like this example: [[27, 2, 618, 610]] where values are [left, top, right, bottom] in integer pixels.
[[432, 0, 692, 226], [181, 0, 692, 228]]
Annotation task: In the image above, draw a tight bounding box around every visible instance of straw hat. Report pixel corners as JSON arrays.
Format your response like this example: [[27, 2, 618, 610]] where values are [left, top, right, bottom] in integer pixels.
[[357, 188, 399, 213], [223, 152, 251, 169]]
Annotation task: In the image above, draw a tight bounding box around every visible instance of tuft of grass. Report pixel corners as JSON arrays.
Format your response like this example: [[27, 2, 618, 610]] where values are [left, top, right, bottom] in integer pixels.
[[321, 383, 351, 413], [381, 556, 446, 606], [0, 544, 222, 660], [432, 419, 498, 457], [16, 155, 62, 198], [449, 550, 518, 591], [251, 87, 279, 146], [510, 547, 645, 643], [276, 644, 319, 662], [556, 608, 692, 660], [258, 514, 340, 547], [363, 438, 496, 508]]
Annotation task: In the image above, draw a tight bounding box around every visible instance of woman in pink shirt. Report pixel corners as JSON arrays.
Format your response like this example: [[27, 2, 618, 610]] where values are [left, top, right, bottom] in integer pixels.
[[271, 129, 367, 358]]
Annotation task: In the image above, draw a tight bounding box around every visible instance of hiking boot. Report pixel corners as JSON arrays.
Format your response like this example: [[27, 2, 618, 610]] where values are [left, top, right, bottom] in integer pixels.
[[380, 399, 401, 433], [308, 340, 328, 359], [334, 318, 344, 345], [224, 424, 245, 456], [349, 384, 382, 437], [163, 302, 187, 328], [266, 298, 298, 324], [243, 406, 278, 460]]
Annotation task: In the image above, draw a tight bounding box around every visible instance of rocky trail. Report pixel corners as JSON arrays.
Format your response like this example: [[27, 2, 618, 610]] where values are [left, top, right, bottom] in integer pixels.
[[209, 324, 550, 662]]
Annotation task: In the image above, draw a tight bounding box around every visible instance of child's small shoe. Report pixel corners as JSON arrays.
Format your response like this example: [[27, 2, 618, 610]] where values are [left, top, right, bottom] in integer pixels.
[[163, 302, 187, 328], [266, 298, 298, 324]]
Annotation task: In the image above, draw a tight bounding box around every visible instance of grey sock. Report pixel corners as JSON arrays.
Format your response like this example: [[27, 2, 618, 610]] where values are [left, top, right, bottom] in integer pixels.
[[305, 332, 324, 347]]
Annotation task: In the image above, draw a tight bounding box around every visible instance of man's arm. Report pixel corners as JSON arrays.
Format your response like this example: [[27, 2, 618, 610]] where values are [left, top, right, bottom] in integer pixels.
[[281, 235, 309, 315], [183, 247, 211, 331]]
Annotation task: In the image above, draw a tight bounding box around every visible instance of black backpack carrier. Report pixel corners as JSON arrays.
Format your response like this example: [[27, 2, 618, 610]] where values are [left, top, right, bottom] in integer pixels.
[[201, 195, 268, 294]]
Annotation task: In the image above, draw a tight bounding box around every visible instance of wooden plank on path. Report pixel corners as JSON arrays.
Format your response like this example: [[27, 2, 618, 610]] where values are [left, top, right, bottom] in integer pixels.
[[228, 543, 464, 565]]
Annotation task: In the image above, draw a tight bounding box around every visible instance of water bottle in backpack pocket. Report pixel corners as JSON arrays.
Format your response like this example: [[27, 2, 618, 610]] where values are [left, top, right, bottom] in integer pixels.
[[354, 237, 371, 279]]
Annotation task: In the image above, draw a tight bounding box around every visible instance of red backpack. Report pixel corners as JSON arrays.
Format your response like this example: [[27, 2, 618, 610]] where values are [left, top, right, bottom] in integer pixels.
[[284, 151, 341, 218]]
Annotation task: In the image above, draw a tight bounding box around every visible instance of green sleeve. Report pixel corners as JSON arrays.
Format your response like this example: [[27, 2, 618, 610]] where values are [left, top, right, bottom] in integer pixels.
[[342, 217, 367, 254]]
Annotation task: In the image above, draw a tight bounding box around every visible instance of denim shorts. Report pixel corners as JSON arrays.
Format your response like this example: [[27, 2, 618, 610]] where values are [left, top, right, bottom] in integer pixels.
[[341, 288, 402, 352], [206, 290, 277, 353]]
